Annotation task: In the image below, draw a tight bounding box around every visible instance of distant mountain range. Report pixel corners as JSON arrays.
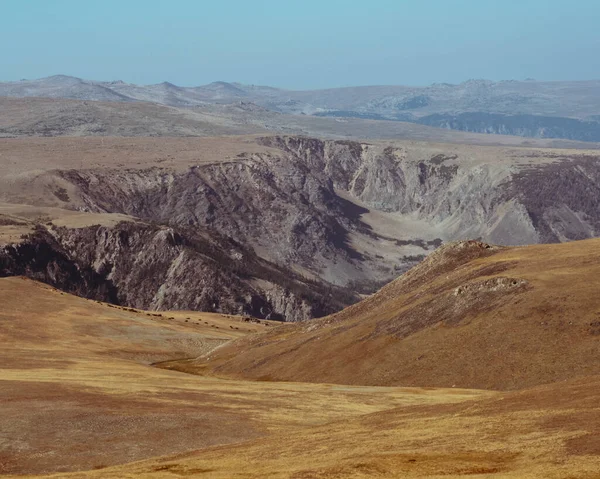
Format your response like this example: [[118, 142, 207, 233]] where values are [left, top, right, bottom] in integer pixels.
[[3, 75, 600, 141]]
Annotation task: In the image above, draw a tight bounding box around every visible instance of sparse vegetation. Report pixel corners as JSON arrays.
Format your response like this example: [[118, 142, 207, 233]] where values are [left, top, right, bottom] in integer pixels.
[[3, 241, 598, 477]]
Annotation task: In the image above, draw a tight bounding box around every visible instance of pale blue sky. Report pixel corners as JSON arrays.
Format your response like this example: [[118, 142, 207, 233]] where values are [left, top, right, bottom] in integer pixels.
[[1, 0, 599, 89]]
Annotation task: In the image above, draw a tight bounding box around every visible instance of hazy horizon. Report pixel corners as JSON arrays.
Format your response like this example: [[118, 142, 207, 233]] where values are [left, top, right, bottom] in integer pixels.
[[7, 74, 600, 91], [2, 0, 599, 89]]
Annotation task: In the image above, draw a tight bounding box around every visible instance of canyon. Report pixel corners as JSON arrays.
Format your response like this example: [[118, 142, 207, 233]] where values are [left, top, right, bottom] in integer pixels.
[[3, 135, 600, 320]]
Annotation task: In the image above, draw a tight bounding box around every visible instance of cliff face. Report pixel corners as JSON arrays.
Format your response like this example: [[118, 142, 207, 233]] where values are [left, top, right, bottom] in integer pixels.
[[262, 136, 600, 245], [259, 136, 536, 245], [3, 135, 600, 320], [58, 148, 364, 283], [0, 222, 355, 321], [55, 136, 531, 265], [0, 227, 118, 303]]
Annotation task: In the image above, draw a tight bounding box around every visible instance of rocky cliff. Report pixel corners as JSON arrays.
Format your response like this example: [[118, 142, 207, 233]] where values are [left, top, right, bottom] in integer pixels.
[[3, 135, 600, 320], [0, 222, 355, 321]]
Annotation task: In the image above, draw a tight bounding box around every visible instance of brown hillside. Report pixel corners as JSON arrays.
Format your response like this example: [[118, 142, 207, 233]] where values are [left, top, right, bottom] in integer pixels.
[[0, 277, 276, 474], [5, 264, 600, 478], [72, 374, 600, 479], [170, 238, 600, 390], [1, 277, 474, 475]]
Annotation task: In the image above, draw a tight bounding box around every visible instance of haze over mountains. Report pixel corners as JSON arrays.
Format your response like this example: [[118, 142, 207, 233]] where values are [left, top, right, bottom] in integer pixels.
[[2, 74, 600, 322], [3, 75, 600, 142]]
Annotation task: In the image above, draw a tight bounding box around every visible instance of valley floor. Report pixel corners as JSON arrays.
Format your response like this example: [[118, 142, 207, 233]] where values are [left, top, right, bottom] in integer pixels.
[[2, 277, 600, 478]]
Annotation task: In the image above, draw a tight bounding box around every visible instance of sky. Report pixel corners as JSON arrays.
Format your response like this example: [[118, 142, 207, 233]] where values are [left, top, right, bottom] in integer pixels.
[[1, 0, 599, 89]]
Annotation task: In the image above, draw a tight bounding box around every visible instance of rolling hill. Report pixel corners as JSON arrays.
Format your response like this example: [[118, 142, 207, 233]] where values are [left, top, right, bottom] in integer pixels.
[[0, 276, 485, 476], [69, 374, 600, 478], [5, 96, 598, 148], [4, 76, 600, 120], [4, 251, 600, 477], [169, 238, 600, 390]]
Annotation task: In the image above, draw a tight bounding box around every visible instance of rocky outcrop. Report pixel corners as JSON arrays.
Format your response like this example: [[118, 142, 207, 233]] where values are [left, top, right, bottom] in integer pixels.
[[58, 146, 370, 286], [506, 156, 600, 242], [27, 138, 600, 284], [52, 136, 503, 290], [259, 137, 537, 244], [260, 136, 600, 244], [0, 226, 118, 302], [0, 222, 357, 321], [4, 135, 600, 320]]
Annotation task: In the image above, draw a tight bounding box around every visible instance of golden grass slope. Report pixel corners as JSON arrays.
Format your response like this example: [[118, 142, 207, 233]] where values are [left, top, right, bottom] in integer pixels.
[[48, 375, 600, 479], [3, 253, 600, 477], [0, 277, 481, 476], [174, 238, 600, 391]]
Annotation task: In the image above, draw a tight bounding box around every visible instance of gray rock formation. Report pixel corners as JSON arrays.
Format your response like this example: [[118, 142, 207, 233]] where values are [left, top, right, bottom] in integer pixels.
[[0, 222, 355, 321], [3, 135, 600, 320]]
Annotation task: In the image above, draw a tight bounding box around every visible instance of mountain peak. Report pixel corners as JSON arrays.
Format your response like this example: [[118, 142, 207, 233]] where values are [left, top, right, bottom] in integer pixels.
[[39, 74, 83, 84]]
